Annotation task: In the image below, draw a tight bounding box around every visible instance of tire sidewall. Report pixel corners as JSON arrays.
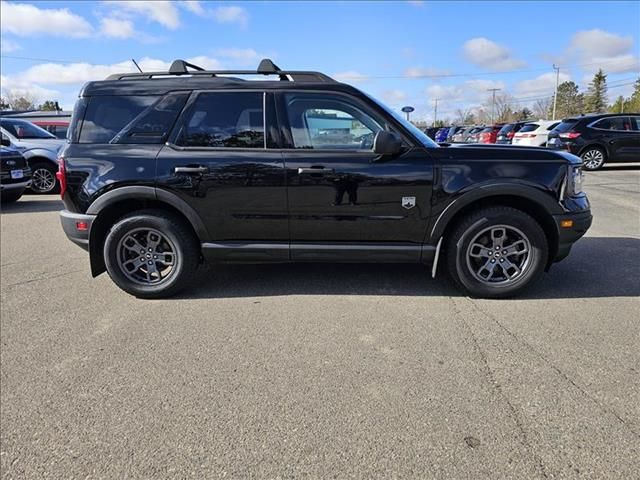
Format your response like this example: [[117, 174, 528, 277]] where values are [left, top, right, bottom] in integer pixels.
[[452, 211, 547, 297], [104, 214, 189, 297], [581, 147, 606, 171], [30, 162, 60, 194]]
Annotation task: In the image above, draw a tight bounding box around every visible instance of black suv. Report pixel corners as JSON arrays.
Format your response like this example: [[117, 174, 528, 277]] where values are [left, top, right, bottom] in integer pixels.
[[58, 59, 592, 299], [496, 121, 528, 145], [547, 113, 640, 170]]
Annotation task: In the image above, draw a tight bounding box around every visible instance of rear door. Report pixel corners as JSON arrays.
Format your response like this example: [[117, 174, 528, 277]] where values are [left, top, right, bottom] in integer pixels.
[[589, 116, 637, 161], [157, 90, 288, 259], [278, 90, 433, 261]]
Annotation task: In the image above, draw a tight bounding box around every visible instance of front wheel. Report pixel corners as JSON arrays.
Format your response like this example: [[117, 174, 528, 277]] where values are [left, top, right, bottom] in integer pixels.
[[445, 207, 548, 298], [103, 210, 200, 298], [581, 147, 606, 171]]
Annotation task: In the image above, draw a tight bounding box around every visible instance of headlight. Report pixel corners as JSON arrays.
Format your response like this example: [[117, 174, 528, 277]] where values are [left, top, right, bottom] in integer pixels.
[[568, 166, 583, 196]]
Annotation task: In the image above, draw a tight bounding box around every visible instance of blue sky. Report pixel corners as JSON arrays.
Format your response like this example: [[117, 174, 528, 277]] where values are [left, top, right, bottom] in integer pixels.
[[1, 0, 639, 121]]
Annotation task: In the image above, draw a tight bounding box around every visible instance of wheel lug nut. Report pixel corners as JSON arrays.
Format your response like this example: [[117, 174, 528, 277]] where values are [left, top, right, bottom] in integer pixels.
[[502, 251, 507, 255], [153, 255, 158, 259], [491, 259, 496, 263], [500, 259, 504, 263], [148, 261, 153, 265]]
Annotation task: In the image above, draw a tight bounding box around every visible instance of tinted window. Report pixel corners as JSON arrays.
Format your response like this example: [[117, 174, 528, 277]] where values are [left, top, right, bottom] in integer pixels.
[[630, 116, 640, 131], [177, 92, 264, 148], [115, 93, 188, 144], [498, 124, 516, 134], [519, 123, 539, 133], [1, 119, 56, 139], [480, 127, 494, 133], [547, 122, 560, 131], [285, 93, 382, 150], [592, 116, 632, 131], [553, 119, 579, 133], [80, 95, 158, 143]]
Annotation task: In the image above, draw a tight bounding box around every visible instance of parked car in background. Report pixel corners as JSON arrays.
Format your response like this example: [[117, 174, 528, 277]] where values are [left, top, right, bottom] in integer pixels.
[[435, 127, 450, 143], [512, 120, 560, 147], [477, 124, 504, 144], [0, 143, 31, 203], [446, 126, 464, 143], [450, 126, 471, 143], [464, 126, 485, 143], [547, 113, 640, 170], [424, 127, 439, 140], [0, 118, 65, 193], [496, 121, 528, 144], [0, 110, 71, 139]]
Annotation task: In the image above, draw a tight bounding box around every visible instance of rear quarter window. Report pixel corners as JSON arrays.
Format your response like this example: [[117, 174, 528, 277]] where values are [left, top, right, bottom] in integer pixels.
[[553, 119, 579, 133], [519, 123, 539, 133]]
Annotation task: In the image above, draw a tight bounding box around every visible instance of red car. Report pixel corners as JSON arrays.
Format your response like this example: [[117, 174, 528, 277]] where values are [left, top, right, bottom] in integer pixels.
[[478, 124, 505, 144]]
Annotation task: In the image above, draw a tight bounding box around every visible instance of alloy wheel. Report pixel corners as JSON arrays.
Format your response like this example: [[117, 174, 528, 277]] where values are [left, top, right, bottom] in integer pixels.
[[31, 167, 56, 193], [582, 149, 604, 170], [116, 228, 178, 285], [466, 225, 531, 285]]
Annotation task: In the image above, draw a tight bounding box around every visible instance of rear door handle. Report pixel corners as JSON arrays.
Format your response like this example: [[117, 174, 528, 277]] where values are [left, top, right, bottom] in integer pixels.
[[175, 166, 209, 174], [297, 167, 335, 175]]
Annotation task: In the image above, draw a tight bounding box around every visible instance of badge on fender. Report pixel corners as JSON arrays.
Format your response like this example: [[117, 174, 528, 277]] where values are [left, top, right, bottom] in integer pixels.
[[402, 196, 416, 209]]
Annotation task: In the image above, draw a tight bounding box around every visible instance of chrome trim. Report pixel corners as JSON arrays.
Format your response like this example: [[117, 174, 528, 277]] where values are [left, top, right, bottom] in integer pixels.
[[431, 237, 443, 278]]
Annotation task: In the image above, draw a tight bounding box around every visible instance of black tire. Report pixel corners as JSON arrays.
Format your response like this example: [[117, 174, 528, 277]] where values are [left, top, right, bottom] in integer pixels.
[[580, 146, 606, 171], [1, 189, 24, 203], [445, 207, 548, 298], [29, 161, 60, 194], [103, 209, 200, 299]]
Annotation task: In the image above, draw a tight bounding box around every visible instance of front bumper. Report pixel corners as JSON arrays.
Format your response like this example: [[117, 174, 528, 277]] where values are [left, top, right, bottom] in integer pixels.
[[60, 210, 95, 251], [552, 209, 592, 263]]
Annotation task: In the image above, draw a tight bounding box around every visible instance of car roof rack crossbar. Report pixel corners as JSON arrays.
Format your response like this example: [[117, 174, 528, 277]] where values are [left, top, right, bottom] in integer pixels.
[[106, 58, 335, 83]]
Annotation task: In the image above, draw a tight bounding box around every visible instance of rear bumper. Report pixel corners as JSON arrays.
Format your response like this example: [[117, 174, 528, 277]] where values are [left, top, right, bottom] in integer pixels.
[[1, 179, 31, 191], [552, 210, 592, 263], [60, 209, 95, 251]]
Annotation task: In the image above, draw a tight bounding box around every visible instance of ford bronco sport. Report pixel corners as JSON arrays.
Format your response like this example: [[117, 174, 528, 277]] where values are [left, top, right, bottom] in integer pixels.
[[58, 59, 592, 299]]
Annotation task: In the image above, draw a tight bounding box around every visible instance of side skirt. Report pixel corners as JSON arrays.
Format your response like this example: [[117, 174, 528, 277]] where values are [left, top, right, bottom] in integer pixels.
[[202, 242, 436, 264]]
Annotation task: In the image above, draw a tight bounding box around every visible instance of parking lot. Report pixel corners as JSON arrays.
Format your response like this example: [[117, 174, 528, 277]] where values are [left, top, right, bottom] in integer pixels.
[[0, 167, 638, 478]]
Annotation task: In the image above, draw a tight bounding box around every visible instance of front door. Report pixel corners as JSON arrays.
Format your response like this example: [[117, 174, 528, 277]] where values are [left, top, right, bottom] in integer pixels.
[[157, 90, 288, 261], [278, 91, 433, 261]]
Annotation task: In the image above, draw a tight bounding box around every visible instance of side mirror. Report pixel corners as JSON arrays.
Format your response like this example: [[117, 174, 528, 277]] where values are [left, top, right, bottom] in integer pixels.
[[373, 130, 402, 157], [0, 135, 11, 147]]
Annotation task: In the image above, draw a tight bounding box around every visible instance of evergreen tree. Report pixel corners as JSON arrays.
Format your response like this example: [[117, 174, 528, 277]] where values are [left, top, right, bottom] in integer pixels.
[[554, 81, 584, 118], [38, 100, 60, 111], [584, 69, 608, 113], [627, 77, 640, 112]]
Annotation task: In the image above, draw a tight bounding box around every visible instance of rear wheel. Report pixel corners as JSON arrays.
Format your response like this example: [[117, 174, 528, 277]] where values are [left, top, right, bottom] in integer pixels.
[[30, 161, 59, 194], [581, 147, 606, 171], [103, 210, 199, 298], [445, 207, 548, 298]]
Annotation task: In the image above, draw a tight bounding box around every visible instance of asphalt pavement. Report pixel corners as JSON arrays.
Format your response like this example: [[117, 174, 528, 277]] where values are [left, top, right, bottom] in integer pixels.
[[1, 166, 639, 479]]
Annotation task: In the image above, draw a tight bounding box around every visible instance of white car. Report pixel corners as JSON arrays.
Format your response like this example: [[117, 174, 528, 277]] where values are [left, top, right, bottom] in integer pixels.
[[512, 120, 560, 147]]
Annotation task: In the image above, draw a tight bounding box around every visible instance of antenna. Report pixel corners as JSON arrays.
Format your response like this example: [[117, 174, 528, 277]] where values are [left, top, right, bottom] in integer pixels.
[[131, 59, 143, 73]]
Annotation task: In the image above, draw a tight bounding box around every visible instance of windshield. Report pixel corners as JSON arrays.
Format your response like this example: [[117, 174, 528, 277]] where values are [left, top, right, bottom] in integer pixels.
[[1, 119, 57, 139], [498, 123, 516, 134], [519, 123, 539, 133], [362, 92, 439, 148]]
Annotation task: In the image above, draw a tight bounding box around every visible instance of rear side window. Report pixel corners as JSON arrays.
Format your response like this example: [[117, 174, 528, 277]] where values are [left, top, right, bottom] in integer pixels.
[[176, 92, 264, 148], [553, 120, 579, 133], [80, 95, 158, 143], [591, 116, 632, 131], [498, 124, 515, 134], [547, 122, 560, 131], [519, 123, 539, 133], [631, 116, 640, 131]]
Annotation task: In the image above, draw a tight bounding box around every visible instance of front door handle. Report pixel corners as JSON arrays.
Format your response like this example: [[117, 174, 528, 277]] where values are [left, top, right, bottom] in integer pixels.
[[175, 166, 209, 174], [297, 167, 335, 175]]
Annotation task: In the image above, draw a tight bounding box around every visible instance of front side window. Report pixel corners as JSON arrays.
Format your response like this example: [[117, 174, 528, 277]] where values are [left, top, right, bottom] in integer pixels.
[[80, 95, 158, 143], [284, 93, 382, 150], [630, 116, 640, 131], [176, 92, 264, 148], [592, 116, 632, 131]]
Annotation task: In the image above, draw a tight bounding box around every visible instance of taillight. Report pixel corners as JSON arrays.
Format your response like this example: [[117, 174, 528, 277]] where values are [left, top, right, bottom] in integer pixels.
[[520, 134, 536, 138], [507, 131, 515, 139], [56, 157, 67, 198], [559, 132, 581, 139]]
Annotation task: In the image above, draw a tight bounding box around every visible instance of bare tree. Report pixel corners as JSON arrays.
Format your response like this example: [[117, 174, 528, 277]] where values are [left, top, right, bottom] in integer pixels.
[[533, 97, 552, 119], [6, 91, 40, 111], [454, 107, 472, 125]]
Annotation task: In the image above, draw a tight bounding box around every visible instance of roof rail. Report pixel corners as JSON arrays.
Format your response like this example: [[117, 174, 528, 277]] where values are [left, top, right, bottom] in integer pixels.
[[106, 58, 335, 83]]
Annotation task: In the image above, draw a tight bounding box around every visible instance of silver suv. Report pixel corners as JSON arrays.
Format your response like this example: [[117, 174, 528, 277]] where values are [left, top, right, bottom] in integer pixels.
[[0, 118, 65, 193]]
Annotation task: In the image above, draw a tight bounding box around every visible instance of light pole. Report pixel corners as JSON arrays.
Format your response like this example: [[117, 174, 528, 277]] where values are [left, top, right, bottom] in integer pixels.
[[487, 88, 501, 123], [433, 98, 439, 126], [552, 64, 560, 120]]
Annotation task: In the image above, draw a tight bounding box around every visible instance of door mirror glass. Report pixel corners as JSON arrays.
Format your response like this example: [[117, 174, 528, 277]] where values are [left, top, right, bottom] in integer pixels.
[[373, 130, 402, 156]]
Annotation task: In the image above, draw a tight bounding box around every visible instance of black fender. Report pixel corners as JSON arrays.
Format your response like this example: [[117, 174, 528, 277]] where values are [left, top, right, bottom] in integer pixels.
[[86, 186, 209, 276], [426, 183, 563, 245]]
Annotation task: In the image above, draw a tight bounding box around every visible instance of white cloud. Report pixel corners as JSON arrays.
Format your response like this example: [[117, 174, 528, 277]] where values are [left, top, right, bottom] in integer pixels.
[[181, 0, 205, 15], [9, 56, 222, 86], [333, 71, 370, 83], [515, 72, 571, 97], [112, 0, 180, 29], [99, 17, 135, 39], [212, 6, 248, 28], [404, 67, 451, 78], [381, 89, 408, 104], [425, 79, 505, 103], [568, 29, 633, 58], [0, 1, 92, 37], [215, 48, 265, 66], [0, 38, 20, 53], [462, 37, 526, 71], [0, 74, 60, 101]]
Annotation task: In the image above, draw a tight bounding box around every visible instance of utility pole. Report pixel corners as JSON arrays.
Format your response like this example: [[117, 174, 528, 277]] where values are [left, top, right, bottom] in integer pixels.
[[552, 64, 560, 120], [433, 98, 439, 126], [487, 88, 501, 124]]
